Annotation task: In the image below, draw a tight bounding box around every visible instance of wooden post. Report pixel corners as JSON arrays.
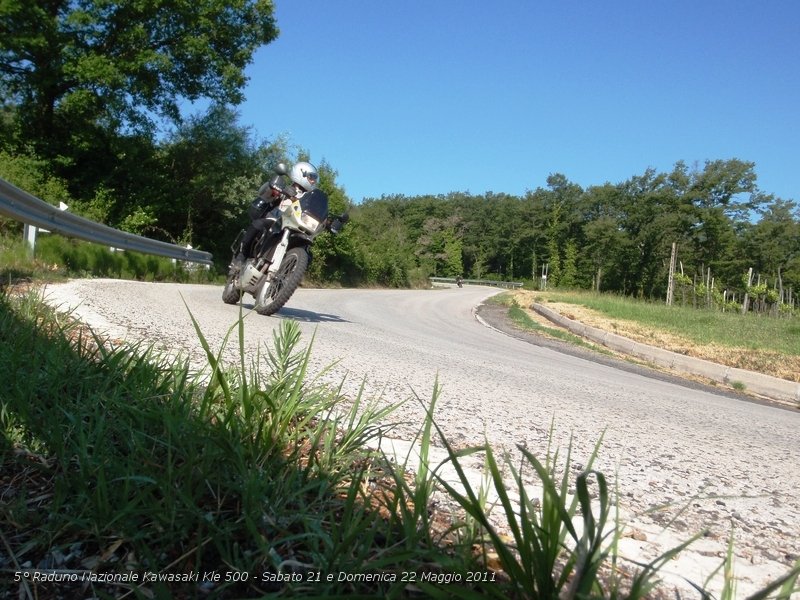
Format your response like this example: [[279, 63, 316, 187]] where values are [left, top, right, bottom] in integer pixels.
[[741, 267, 753, 314], [666, 242, 677, 306], [709, 274, 714, 309]]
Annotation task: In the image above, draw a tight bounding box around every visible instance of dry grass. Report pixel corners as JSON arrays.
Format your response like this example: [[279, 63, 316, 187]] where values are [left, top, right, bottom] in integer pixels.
[[509, 290, 800, 383]]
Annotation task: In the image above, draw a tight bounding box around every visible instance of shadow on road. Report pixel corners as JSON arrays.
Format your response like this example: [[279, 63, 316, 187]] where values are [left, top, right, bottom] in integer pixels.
[[237, 303, 349, 323]]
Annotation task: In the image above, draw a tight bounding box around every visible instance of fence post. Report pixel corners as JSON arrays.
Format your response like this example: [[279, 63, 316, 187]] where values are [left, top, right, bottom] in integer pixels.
[[23, 224, 37, 256], [21, 201, 69, 256], [666, 242, 677, 306], [741, 267, 753, 314]]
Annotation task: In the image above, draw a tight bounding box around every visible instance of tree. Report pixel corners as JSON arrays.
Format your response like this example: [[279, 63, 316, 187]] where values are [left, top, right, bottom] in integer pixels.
[[442, 228, 464, 277], [0, 149, 72, 235], [546, 237, 561, 287], [681, 160, 764, 279], [613, 168, 687, 296], [349, 200, 416, 287], [305, 160, 358, 284], [743, 199, 800, 296], [560, 239, 578, 288], [580, 184, 625, 291], [151, 105, 266, 255], [0, 0, 277, 185]]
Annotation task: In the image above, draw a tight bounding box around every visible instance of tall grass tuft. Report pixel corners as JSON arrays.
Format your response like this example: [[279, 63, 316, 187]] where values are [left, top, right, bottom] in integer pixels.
[[422, 414, 708, 599]]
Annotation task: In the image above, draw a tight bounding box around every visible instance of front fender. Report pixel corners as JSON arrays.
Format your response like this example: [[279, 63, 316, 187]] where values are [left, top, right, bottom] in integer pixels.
[[288, 236, 314, 264]]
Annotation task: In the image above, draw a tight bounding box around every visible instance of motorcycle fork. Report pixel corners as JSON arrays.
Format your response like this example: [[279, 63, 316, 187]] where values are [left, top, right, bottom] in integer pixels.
[[265, 230, 291, 279], [230, 229, 245, 254]]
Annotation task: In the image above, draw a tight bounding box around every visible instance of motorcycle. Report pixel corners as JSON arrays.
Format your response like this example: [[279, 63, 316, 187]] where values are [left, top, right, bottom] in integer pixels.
[[222, 163, 348, 315]]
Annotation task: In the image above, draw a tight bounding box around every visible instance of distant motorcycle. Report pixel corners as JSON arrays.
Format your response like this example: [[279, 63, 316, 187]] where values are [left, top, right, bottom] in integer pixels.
[[222, 163, 348, 315]]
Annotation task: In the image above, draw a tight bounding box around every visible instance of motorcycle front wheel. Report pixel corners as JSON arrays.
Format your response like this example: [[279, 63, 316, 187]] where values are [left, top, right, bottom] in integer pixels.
[[222, 266, 242, 305], [254, 247, 309, 316]]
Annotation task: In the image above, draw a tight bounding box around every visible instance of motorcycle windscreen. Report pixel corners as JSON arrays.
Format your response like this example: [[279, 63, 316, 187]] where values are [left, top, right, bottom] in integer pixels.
[[299, 188, 329, 221]]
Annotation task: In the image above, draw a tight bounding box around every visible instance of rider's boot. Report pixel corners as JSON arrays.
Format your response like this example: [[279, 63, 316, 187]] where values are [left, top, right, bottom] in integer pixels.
[[229, 252, 246, 270]]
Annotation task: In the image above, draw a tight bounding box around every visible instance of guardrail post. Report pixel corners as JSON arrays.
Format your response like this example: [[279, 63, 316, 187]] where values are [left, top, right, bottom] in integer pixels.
[[23, 224, 37, 256], [21, 201, 69, 256]]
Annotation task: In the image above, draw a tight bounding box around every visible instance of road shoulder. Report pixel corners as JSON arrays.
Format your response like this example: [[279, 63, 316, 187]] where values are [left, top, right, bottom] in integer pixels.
[[475, 299, 798, 411]]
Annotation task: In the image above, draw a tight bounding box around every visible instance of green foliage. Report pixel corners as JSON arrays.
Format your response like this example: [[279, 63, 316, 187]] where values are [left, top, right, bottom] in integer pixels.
[[0, 232, 211, 283], [0, 151, 71, 204], [1, 0, 278, 153], [67, 186, 115, 223], [0, 150, 73, 235], [442, 228, 464, 277], [155, 104, 269, 255], [546, 237, 562, 287], [343, 160, 798, 296], [560, 239, 578, 288], [347, 200, 417, 287], [305, 160, 359, 285], [1, 0, 280, 265], [117, 205, 159, 236]]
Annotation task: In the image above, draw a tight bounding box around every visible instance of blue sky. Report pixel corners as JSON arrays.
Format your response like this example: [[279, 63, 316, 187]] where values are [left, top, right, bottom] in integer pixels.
[[231, 1, 799, 204]]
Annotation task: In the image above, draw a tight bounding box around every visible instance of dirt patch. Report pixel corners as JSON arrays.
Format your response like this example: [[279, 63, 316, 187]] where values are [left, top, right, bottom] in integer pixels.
[[505, 290, 800, 384]]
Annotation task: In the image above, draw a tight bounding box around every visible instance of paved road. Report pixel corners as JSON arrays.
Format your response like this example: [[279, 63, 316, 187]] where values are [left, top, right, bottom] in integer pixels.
[[44, 280, 800, 596]]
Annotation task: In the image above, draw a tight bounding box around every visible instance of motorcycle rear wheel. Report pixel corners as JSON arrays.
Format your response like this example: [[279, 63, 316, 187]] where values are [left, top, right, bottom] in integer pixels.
[[254, 247, 309, 316]]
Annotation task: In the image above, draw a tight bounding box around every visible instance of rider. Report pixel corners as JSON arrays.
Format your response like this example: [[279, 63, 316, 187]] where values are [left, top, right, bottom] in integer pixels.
[[233, 161, 319, 265]]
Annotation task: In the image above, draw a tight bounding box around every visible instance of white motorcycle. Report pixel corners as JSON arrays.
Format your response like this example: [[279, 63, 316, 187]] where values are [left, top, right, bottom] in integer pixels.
[[222, 163, 347, 315]]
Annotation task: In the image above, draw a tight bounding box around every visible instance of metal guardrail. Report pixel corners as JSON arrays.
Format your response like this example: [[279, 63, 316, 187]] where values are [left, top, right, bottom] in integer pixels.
[[0, 177, 213, 266], [429, 277, 523, 289]]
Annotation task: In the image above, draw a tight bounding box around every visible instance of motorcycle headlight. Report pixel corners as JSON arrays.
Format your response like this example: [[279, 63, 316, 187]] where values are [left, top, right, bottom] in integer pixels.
[[300, 211, 323, 234]]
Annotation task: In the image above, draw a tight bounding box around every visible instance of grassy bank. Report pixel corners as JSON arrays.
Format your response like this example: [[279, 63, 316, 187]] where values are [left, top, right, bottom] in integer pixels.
[[2, 290, 799, 598], [501, 290, 800, 383], [1, 233, 216, 288]]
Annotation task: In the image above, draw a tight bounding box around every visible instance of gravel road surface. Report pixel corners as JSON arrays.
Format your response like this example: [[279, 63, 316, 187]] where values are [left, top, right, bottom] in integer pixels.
[[42, 279, 800, 597]]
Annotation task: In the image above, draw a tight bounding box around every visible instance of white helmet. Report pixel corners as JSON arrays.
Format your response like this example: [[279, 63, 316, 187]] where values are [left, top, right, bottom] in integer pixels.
[[289, 161, 319, 192]]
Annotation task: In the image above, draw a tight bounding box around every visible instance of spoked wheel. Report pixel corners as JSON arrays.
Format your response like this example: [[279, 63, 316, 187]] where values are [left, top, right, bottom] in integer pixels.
[[254, 247, 309, 316]]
